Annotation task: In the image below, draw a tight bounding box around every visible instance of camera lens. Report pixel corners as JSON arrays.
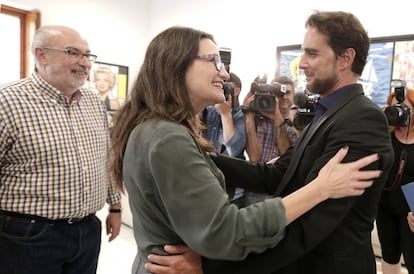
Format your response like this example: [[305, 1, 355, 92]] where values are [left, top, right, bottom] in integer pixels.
[[293, 112, 315, 130], [384, 106, 403, 124], [254, 95, 275, 111]]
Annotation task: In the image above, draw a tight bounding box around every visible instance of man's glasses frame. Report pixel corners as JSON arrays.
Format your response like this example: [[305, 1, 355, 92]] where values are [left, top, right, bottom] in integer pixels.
[[42, 47, 98, 63], [195, 54, 225, 71]]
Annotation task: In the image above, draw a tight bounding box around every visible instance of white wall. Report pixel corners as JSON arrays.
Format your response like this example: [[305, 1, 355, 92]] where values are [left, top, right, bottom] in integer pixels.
[[148, 0, 414, 98], [4, 0, 150, 89], [6, 0, 414, 97]]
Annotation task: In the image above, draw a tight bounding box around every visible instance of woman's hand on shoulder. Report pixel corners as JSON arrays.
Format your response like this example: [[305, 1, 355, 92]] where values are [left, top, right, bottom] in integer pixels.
[[316, 146, 381, 199]]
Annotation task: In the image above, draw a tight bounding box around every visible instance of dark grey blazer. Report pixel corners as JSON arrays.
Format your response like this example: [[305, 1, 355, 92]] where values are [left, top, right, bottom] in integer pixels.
[[203, 84, 394, 274]]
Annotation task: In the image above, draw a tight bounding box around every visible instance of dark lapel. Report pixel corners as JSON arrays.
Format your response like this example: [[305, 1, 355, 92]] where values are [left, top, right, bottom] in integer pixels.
[[274, 85, 364, 195]]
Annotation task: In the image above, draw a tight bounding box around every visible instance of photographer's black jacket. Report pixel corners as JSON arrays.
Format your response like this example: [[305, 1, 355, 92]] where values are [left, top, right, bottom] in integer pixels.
[[202, 84, 394, 274]]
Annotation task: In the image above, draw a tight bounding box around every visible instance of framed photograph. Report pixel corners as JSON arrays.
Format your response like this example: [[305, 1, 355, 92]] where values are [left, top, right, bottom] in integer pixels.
[[275, 44, 304, 92], [88, 61, 129, 111], [276, 34, 414, 106], [392, 38, 414, 89], [88, 61, 129, 127], [359, 39, 393, 106], [359, 34, 414, 106]]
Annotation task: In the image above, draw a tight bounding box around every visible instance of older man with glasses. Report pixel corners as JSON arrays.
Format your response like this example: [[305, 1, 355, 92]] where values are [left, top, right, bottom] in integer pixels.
[[0, 25, 122, 274]]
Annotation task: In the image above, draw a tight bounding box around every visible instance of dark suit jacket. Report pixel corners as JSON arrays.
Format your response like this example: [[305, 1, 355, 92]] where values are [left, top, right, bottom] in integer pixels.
[[203, 84, 394, 274]]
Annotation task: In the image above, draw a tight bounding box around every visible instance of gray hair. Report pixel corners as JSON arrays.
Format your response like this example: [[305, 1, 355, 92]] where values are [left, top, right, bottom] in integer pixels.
[[31, 26, 63, 54]]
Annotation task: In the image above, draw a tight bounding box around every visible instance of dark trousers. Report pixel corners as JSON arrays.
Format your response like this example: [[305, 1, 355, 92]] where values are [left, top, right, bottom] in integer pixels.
[[0, 211, 102, 274]]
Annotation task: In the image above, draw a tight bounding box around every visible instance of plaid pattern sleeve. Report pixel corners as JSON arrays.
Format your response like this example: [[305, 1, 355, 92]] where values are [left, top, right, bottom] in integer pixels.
[[0, 73, 121, 219], [255, 115, 279, 162]]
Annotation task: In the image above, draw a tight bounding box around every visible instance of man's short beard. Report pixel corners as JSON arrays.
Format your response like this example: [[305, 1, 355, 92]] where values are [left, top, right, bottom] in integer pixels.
[[307, 75, 338, 95]]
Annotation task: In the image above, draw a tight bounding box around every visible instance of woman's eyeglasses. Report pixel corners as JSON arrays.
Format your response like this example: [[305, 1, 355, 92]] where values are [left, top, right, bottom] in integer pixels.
[[195, 54, 225, 71]]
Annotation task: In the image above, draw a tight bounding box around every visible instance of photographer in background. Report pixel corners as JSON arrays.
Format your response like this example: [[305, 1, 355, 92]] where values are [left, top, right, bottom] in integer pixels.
[[243, 75, 298, 204], [376, 82, 414, 274], [201, 72, 246, 206], [202, 72, 246, 159]]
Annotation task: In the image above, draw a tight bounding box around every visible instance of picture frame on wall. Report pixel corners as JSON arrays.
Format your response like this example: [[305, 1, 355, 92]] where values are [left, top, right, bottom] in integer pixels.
[[88, 61, 129, 127], [276, 34, 414, 107], [392, 37, 414, 89], [359, 38, 393, 107], [275, 44, 303, 93]]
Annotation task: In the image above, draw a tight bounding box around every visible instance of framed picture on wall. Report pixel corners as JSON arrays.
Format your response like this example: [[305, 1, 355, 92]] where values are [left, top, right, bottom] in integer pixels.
[[359, 39, 393, 107], [392, 37, 414, 88], [276, 34, 414, 106], [88, 61, 129, 127], [358, 34, 414, 106], [275, 44, 304, 92]]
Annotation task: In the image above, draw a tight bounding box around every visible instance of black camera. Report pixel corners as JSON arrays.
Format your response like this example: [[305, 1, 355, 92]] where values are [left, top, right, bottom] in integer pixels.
[[219, 47, 231, 73], [219, 48, 234, 102], [249, 82, 287, 112], [292, 91, 320, 130], [384, 79, 410, 127], [223, 82, 234, 100]]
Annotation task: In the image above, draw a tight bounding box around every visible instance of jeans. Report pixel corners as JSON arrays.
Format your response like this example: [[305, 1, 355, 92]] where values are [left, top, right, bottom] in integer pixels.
[[0, 212, 102, 274]]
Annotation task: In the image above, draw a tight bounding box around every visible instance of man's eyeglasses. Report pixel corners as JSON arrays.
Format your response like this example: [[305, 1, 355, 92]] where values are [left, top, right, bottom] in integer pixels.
[[195, 54, 225, 71], [42, 47, 98, 63]]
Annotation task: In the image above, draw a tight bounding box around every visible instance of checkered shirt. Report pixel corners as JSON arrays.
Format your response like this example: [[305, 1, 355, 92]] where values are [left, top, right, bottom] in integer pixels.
[[0, 73, 121, 219]]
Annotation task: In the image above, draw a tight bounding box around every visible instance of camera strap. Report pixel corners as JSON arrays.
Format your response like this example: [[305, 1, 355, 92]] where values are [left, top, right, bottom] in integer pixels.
[[384, 149, 408, 191]]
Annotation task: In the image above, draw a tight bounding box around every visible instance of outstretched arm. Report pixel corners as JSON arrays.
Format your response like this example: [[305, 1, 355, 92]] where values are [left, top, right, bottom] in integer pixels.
[[282, 146, 378, 224], [145, 147, 381, 273]]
